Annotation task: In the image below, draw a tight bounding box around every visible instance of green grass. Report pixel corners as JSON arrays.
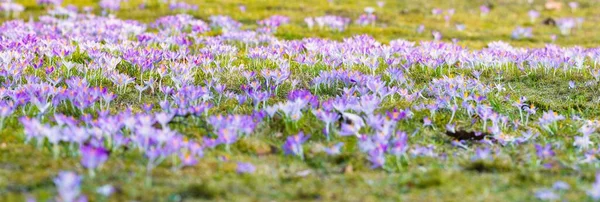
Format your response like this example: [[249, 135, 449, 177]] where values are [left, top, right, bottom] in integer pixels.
[[1, 0, 600, 201]]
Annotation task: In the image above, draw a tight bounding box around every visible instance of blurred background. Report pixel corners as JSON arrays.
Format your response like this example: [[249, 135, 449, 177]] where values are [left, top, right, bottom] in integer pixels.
[[6, 0, 600, 48]]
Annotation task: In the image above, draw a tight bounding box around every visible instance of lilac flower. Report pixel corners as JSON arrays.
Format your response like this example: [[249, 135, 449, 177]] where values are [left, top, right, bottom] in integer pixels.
[[410, 145, 437, 157], [568, 81, 576, 89], [305, 17, 314, 29], [574, 134, 594, 150], [0, 103, 14, 129], [511, 27, 533, 40], [368, 147, 386, 168], [324, 142, 344, 156], [552, 181, 570, 191], [258, 15, 290, 33], [538, 110, 564, 134], [96, 184, 114, 197], [480, 5, 490, 16], [54, 171, 84, 202], [516, 130, 538, 144], [217, 128, 238, 146], [210, 15, 242, 31], [535, 189, 559, 201], [569, 2, 579, 12], [431, 8, 443, 16], [445, 123, 456, 133], [313, 15, 350, 31], [155, 112, 174, 128], [203, 137, 219, 149], [556, 18, 577, 35], [237, 162, 256, 174], [37, 0, 62, 6], [386, 108, 411, 121], [588, 173, 600, 200], [278, 100, 306, 122], [99, 0, 121, 12], [535, 144, 555, 160], [417, 24, 425, 34], [169, 1, 198, 12], [389, 131, 408, 156], [472, 147, 493, 161], [356, 14, 376, 26], [338, 112, 365, 137], [312, 109, 339, 140], [1, 1, 24, 16], [423, 117, 433, 127], [80, 145, 109, 170], [180, 152, 198, 167], [283, 132, 310, 159], [528, 10, 540, 23], [432, 31, 442, 41], [265, 105, 279, 118]]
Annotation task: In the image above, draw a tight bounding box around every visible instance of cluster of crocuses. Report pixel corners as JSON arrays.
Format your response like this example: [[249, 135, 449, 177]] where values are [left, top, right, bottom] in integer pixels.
[[305, 15, 351, 31], [556, 17, 584, 36], [355, 13, 376, 26], [511, 26, 533, 40], [36, 0, 62, 6], [99, 0, 122, 12], [2, 2, 600, 200], [0, 0, 24, 17], [20, 109, 207, 174], [257, 15, 289, 33], [168, 1, 199, 12], [210, 15, 243, 32]]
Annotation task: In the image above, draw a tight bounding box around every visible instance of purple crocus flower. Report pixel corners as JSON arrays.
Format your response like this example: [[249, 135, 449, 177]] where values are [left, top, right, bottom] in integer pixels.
[[569, 2, 579, 11], [312, 109, 339, 139], [574, 133, 594, 150], [417, 24, 425, 34], [386, 108, 411, 121], [389, 131, 408, 156], [80, 145, 109, 170], [587, 173, 600, 200], [217, 128, 238, 146], [423, 117, 433, 127], [480, 5, 490, 16], [96, 184, 114, 197], [180, 152, 199, 167], [99, 0, 121, 12], [283, 132, 310, 159], [528, 10, 540, 23], [54, 171, 84, 202], [511, 27, 533, 40], [553, 181, 570, 190], [535, 144, 555, 160], [236, 162, 256, 174], [569, 81, 576, 89], [324, 142, 344, 156], [445, 123, 456, 133], [338, 112, 365, 137], [472, 147, 493, 161], [368, 147, 386, 168], [432, 31, 442, 41], [410, 145, 437, 157], [535, 189, 559, 201]]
